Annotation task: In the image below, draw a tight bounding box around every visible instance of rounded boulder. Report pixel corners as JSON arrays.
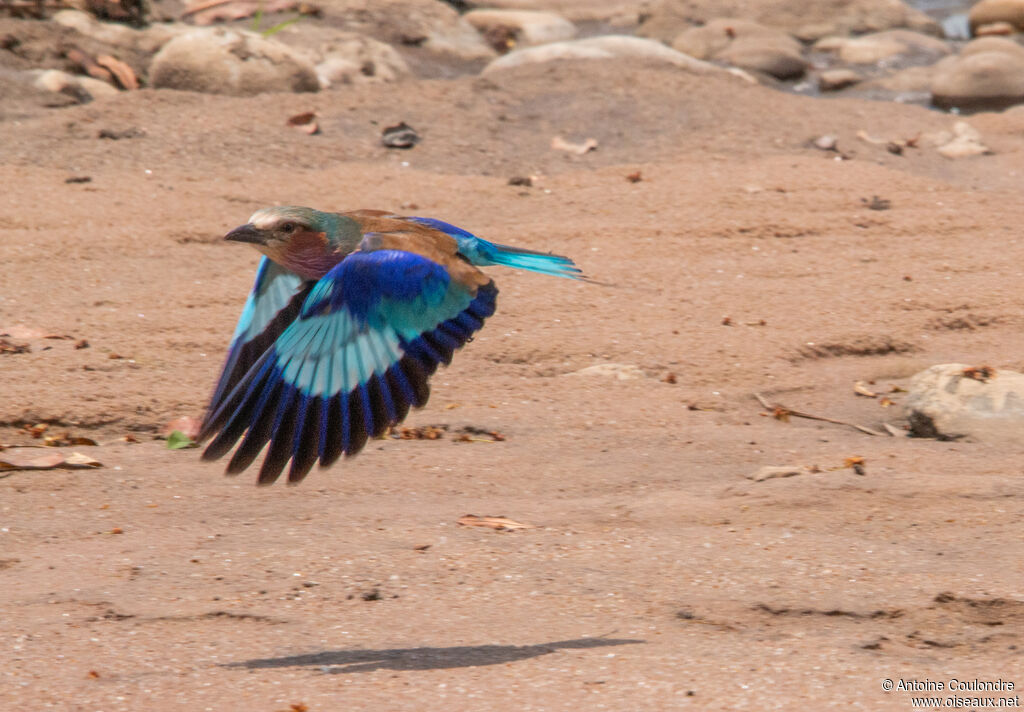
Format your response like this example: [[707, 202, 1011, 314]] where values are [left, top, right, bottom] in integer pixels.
[[931, 37, 1024, 110], [149, 28, 320, 96]]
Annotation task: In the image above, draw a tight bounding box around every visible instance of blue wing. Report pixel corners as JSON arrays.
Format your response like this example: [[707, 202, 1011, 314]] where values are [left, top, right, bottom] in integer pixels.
[[406, 216, 583, 279], [201, 257, 314, 434], [200, 249, 498, 485]]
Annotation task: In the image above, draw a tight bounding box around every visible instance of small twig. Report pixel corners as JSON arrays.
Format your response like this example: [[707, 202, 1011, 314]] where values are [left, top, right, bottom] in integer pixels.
[[754, 393, 885, 437], [180, 0, 236, 17]]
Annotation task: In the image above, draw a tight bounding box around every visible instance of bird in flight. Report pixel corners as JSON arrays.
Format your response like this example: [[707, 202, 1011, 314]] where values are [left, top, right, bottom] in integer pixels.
[[199, 206, 583, 485]]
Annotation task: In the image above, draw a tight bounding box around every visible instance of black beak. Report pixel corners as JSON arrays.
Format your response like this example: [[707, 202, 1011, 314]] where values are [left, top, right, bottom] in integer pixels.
[[224, 223, 266, 245]]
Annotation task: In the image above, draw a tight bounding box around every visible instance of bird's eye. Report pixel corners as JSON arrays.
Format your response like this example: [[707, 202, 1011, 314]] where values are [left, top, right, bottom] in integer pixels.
[[280, 222, 297, 234]]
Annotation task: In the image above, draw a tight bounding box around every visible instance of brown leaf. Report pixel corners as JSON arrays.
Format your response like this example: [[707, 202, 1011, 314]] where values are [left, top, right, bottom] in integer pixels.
[[161, 416, 202, 441], [454, 426, 505, 443], [962, 365, 994, 382], [770, 406, 791, 422], [0, 338, 30, 354], [96, 55, 137, 90], [853, 380, 877, 397], [879, 397, 894, 408], [43, 432, 99, 447], [25, 423, 48, 438], [286, 112, 320, 135], [397, 424, 446, 440], [0, 451, 65, 470], [457, 514, 535, 531], [0, 449, 103, 471], [626, 171, 643, 183], [748, 465, 814, 482], [65, 47, 114, 84], [844, 456, 866, 475]]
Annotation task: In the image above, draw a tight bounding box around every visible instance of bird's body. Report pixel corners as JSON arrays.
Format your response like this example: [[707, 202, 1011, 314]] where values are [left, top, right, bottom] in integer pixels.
[[199, 206, 582, 485]]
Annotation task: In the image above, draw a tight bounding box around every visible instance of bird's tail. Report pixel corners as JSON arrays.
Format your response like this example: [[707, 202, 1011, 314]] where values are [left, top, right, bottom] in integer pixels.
[[473, 241, 583, 279], [408, 217, 584, 280]]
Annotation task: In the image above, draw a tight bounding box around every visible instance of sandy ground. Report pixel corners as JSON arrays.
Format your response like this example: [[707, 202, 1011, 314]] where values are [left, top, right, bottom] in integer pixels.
[[2, 60, 1024, 710]]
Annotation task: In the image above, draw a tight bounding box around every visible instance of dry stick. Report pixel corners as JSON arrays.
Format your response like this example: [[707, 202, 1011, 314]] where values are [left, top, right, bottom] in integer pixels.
[[180, 0, 237, 16], [753, 393, 885, 437]]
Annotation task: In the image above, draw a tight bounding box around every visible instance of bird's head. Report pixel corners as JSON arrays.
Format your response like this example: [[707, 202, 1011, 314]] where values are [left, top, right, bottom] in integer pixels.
[[224, 206, 352, 278]]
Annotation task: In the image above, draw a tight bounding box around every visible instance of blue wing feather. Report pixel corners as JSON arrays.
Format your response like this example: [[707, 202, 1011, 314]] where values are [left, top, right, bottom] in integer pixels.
[[201, 257, 312, 436], [202, 250, 498, 484]]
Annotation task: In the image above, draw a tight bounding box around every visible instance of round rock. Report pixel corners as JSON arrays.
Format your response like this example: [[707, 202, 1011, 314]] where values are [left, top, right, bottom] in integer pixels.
[[464, 9, 577, 47], [312, 33, 410, 89], [968, 0, 1024, 34], [149, 28, 320, 96], [818, 68, 861, 91], [931, 37, 1024, 110], [905, 363, 1024, 443], [715, 36, 807, 79]]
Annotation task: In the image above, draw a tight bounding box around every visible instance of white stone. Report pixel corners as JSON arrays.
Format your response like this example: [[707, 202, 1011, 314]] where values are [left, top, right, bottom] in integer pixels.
[[905, 363, 1024, 442], [483, 35, 722, 74], [464, 9, 577, 47]]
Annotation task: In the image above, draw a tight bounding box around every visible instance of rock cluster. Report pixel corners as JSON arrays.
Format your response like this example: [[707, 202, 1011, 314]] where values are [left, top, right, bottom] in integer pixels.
[[5, 0, 1024, 114]]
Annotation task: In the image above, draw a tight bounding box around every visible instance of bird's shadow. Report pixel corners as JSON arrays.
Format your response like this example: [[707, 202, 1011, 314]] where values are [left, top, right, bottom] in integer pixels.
[[225, 636, 644, 674]]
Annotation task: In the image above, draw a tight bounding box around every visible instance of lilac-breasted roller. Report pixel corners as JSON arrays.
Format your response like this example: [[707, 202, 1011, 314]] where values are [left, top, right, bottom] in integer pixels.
[[199, 207, 583, 485]]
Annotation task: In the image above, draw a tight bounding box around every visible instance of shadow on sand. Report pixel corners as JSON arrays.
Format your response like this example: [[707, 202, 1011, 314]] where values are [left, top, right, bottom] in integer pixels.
[[226, 636, 644, 674]]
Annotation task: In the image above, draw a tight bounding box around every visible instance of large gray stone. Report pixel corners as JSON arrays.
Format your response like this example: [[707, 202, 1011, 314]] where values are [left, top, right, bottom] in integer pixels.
[[149, 28, 320, 95], [905, 363, 1024, 442]]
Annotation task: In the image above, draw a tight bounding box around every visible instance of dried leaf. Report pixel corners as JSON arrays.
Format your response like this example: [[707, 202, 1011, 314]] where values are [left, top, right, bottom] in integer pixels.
[[879, 396, 894, 407], [962, 365, 994, 382], [0, 338, 30, 354], [396, 424, 447, 440], [748, 465, 814, 482], [551, 136, 598, 155], [853, 381, 877, 397], [43, 432, 98, 447], [0, 449, 101, 471], [65, 47, 114, 84], [453, 426, 505, 443], [457, 514, 535, 531], [25, 423, 48, 438], [844, 456, 866, 475], [64, 452, 102, 468], [95, 55, 138, 90], [286, 111, 320, 135], [626, 171, 643, 183]]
